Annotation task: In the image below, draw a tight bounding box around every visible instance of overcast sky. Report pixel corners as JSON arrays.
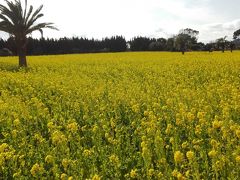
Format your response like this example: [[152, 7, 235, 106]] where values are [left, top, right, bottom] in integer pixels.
[[1, 0, 240, 43]]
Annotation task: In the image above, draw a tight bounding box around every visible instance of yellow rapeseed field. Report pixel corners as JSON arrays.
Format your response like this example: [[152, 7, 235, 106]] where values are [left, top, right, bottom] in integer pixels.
[[0, 52, 240, 179]]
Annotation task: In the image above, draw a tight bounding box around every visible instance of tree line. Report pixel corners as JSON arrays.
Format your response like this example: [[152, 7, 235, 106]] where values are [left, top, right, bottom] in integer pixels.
[[0, 36, 127, 56], [1, 0, 240, 67], [1, 27, 240, 56]]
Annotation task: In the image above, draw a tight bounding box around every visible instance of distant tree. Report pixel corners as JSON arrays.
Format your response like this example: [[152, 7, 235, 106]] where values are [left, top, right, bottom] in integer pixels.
[[166, 37, 175, 51], [229, 41, 235, 52], [191, 42, 204, 51], [233, 29, 240, 40], [129, 37, 152, 51], [204, 42, 215, 52], [148, 38, 167, 51], [232, 29, 240, 50], [175, 28, 199, 54], [148, 41, 159, 51], [0, 0, 58, 67], [6, 36, 17, 55], [216, 36, 228, 53], [104, 36, 127, 52]]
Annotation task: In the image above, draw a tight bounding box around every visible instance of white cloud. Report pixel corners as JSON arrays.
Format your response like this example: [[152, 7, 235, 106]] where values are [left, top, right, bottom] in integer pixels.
[[199, 19, 240, 42], [0, 0, 240, 43]]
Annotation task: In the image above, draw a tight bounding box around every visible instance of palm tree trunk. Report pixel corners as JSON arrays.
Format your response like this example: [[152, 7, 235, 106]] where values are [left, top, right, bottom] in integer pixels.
[[17, 38, 28, 67], [18, 48, 27, 67]]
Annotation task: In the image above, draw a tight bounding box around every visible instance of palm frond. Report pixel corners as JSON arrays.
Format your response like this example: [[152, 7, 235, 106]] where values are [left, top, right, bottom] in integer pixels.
[[0, 21, 14, 34], [3, 0, 22, 25], [24, 5, 33, 25], [26, 13, 43, 29], [23, 0, 27, 20], [0, 0, 58, 38], [26, 4, 43, 27], [26, 22, 58, 35], [0, 14, 14, 26]]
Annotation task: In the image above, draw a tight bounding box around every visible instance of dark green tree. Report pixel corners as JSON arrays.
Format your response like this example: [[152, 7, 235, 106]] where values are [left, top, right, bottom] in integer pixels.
[[0, 0, 58, 67], [229, 41, 235, 52], [233, 29, 240, 40], [216, 36, 228, 53], [232, 29, 240, 51], [166, 37, 175, 51], [148, 38, 167, 51], [129, 37, 152, 51], [175, 28, 199, 54]]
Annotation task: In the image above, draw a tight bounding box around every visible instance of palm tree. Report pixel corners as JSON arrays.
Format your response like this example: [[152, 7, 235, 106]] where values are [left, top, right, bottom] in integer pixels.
[[0, 0, 58, 67]]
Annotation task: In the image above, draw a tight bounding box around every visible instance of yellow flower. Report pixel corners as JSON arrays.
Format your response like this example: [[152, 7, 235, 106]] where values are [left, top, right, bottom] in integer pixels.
[[230, 125, 236, 131], [45, 155, 54, 164], [92, 174, 101, 180], [177, 172, 185, 180], [61, 173, 68, 180], [186, 151, 194, 161], [166, 98, 173, 106], [159, 158, 166, 164], [0, 143, 9, 153], [109, 154, 120, 166], [110, 118, 116, 128], [172, 169, 178, 177], [83, 149, 92, 157], [68, 176, 73, 180], [212, 120, 222, 129], [130, 169, 137, 178], [92, 124, 98, 133], [62, 158, 70, 170], [210, 139, 218, 148], [170, 137, 174, 144], [214, 160, 224, 170], [199, 118, 206, 125], [11, 129, 18, 138], [197, 112, 205, 119], [165, 124, 173, 134], [181, 142, 188, 149], [185, 170, 190, 177], [0, 154, 5, 166], [144, 111, 149, 117], [51, 131, 67, 145], [47, 122, 55, 129], [141, 136, 147, 141], [186, 112, 195, 121], [195, 125, 201, 135], [148, 168, 154, 177], [162, 105, 168, 110], [20, 160, 25, 167], [13, 172, 21, 178], [176, 118, 183, 126], [236, 156, 240, 163], [105, 132, 110, 138], [236, 130, 240, 138], [13, 118, 21, 127], [83, 115, 88, 120], [208, 150, 217, 158], [67, 122, 78, 133], [34, 133, 45, 143], [30, 163, 44, 177], [132, 104, 140, 113], [174, 151, 184, 163], [153, 102, 160, 109]]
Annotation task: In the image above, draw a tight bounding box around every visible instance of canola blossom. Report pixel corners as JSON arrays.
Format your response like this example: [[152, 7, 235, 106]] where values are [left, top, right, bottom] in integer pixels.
[[0, 52, 240, 179]]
